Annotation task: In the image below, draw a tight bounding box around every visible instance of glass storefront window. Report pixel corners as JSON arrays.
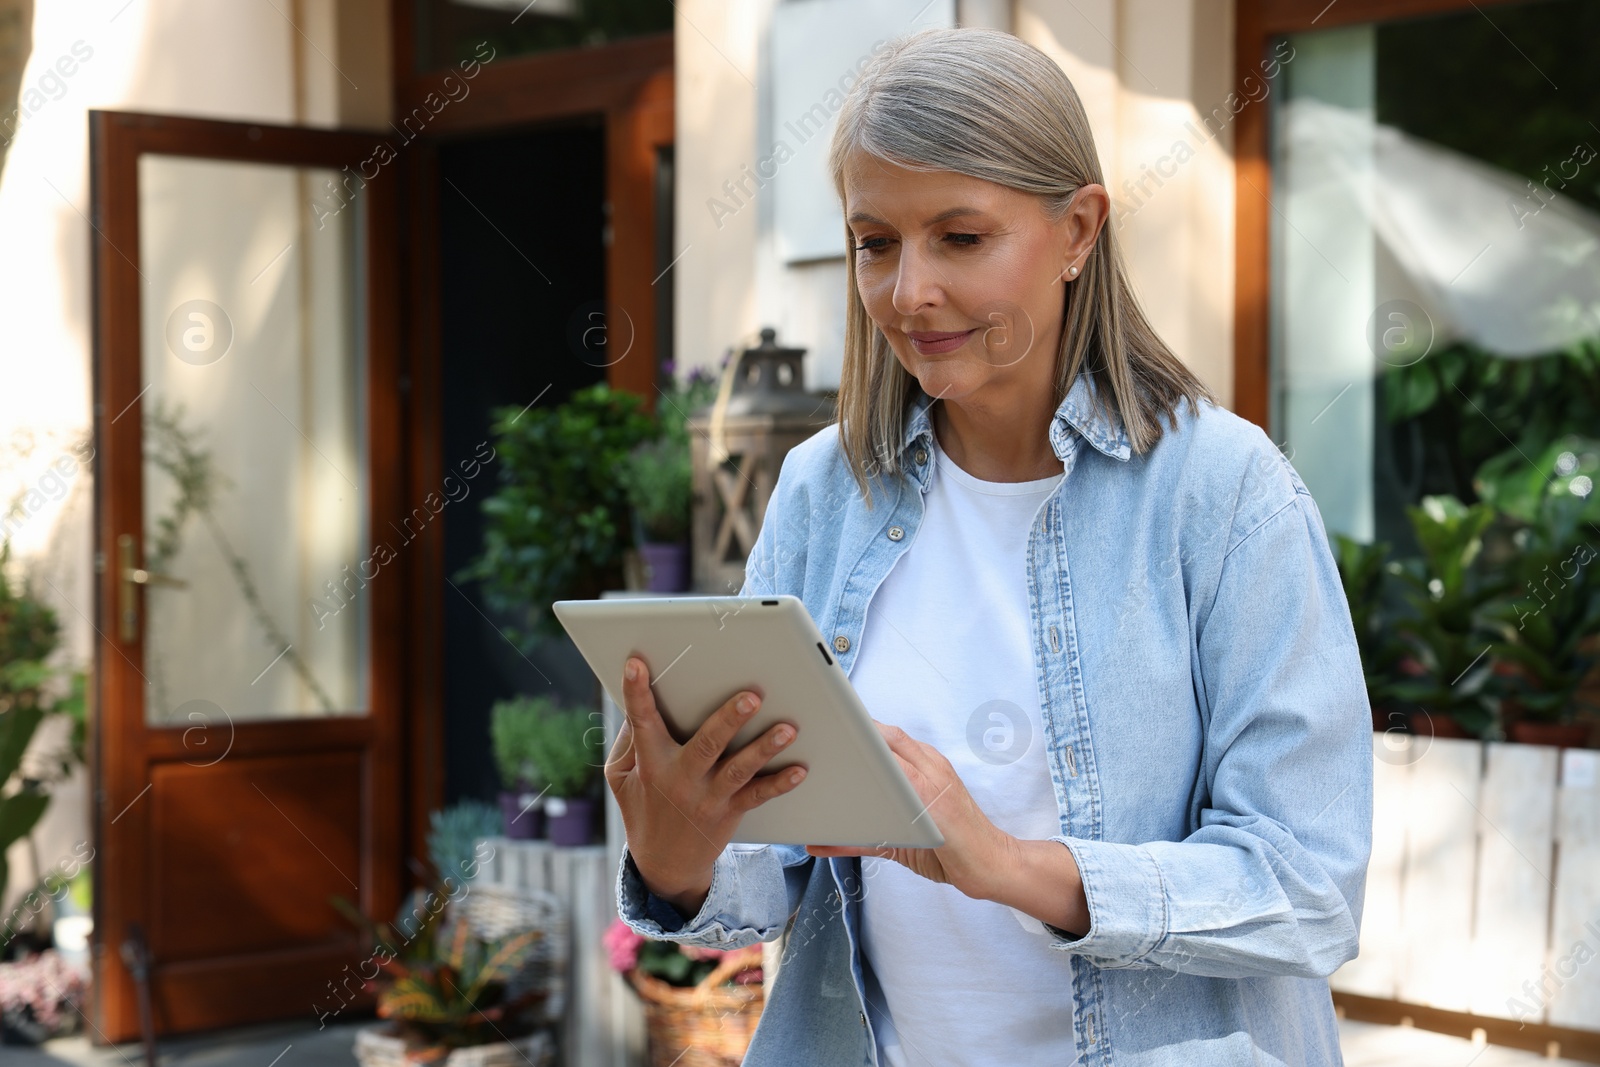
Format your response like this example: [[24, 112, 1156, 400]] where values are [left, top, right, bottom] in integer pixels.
[[1270, 0, 1600, 549]]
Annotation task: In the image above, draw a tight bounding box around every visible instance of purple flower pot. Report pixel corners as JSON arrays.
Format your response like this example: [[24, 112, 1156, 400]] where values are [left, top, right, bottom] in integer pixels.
[[545, 796, 596, 846], [639, 541, 691, 592], [499, 789, 545, 840]]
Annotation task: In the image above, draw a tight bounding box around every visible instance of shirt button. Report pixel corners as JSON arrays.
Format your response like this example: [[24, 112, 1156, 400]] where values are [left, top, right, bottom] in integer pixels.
[[913, 447, 928, 465], [833, 634, 851, 654], [887, 525, 904, 541]]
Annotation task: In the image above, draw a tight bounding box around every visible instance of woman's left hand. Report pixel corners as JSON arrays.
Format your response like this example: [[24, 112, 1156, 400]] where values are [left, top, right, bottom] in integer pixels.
[[805, 721, 1015, 901]]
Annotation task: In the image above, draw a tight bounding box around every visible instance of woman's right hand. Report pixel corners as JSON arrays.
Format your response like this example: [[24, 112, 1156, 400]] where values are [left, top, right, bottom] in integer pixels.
[[605, 655, 807, 919]]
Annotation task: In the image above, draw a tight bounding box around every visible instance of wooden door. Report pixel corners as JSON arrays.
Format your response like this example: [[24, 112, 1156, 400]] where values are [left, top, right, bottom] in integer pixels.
[[89, 111, 406, 1040]]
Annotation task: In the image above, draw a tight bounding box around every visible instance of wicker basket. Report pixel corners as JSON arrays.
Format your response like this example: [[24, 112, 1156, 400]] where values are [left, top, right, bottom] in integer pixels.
[[627, 946, 765, 1067], [353, 1025, 554, 1067]]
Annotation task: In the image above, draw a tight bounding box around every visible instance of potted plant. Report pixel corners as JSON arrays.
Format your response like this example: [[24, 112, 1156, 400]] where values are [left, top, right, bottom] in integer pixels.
[[1386, 495, 1509, 739], [620, 435, 693, 592], [602, 918, 763, 1067], [618, 363, 720, 593], [457, 383, 656, 652], [490, 698, 551, 839], [523, 702, 604, 847], [352, 910, 554, 1067], [426, 802, 503, 881]]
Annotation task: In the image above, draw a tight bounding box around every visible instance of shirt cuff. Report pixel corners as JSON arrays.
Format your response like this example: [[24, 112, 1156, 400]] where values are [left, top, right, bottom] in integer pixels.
[[617, 845, 724, 937], [1044, 836, 1169, 965]]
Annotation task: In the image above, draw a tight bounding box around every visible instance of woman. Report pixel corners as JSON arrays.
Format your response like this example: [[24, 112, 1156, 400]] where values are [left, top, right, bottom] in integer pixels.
[[608, 26, 1372, 1067]]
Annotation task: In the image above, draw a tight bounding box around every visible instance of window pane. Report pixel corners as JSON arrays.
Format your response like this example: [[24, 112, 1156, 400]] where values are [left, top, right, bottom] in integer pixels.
[[1271, 0, 1600, 547], [139, 156, 370, 724]]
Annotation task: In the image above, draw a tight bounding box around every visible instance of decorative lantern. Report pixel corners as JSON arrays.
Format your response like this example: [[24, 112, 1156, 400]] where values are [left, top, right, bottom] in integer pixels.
[[688, 328, 836, 595]]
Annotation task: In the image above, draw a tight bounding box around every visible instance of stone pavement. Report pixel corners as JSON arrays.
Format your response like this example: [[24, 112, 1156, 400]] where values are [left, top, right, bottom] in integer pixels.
[[2, 1017, 1590, 1066], [1339, 1019, 1589, 1067], [4, 1018, 364, 1067]]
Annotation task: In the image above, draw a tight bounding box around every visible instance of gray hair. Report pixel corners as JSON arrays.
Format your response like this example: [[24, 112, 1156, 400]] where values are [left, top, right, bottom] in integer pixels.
[[827, 26, 1215, 506]]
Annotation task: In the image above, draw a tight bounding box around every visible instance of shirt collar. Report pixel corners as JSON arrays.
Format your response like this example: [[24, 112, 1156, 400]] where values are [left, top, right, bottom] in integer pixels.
[[898, 370, 1133, 470]]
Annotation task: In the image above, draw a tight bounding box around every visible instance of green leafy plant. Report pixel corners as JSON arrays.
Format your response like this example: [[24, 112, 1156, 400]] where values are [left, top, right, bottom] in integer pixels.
[[0, 709, 48, 915], [1382, 339, 1600, 509], [522, 701, 603, 800], [458, 383, 656, 649], [1354, 339, 1600, 739], [0, 545, 85, 904], [490, 695, 557, 790], [1474, 435, 1600, 527], [1387, 496, 1510, 737], [1482, 490, 1600, 725]]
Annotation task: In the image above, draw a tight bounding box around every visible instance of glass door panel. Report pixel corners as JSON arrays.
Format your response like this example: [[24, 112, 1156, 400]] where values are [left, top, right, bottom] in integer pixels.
[[137, 155, 369, 723]]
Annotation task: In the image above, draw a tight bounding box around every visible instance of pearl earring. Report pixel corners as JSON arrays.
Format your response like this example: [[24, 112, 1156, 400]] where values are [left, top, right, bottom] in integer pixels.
[[1068, 265, 1079, 277]]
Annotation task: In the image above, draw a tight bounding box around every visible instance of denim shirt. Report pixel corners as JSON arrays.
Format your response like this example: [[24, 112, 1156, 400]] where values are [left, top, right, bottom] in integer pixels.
[[616, 371, 1373, 1066]]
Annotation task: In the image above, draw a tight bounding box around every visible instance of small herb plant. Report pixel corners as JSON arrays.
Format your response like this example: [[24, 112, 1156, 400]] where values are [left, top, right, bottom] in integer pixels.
[[490, 695, 558, 790], [620, 436, 694, 544], [524, 702, 603, 800], [620, 363, 720, 545]]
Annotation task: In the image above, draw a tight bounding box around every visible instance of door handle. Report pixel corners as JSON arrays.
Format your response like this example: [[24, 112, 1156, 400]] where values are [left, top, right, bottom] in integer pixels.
[[118, 533, 187, 642]]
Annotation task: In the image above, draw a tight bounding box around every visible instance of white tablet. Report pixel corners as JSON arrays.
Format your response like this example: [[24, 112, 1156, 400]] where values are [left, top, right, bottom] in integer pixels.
[[551, 594, 944, 848]]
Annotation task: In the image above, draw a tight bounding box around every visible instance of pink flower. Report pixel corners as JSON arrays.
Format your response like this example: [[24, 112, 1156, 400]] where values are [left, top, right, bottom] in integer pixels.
[[603, 919, 643, 972]]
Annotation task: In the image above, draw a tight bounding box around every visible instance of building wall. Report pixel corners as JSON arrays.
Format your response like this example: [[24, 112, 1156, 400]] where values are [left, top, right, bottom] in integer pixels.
[[673, 0, 765, 374], [0, 0, 388, 919], [674, 0, 1237, 406]]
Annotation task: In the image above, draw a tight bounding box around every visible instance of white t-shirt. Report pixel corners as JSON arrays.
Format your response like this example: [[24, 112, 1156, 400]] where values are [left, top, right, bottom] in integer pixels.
[[851, 427, 1077, 1067]]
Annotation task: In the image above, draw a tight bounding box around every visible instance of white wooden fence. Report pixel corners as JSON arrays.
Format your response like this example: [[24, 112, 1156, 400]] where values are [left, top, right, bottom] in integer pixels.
[[477, 695, 1600, 1060], [1332, 734, 1600, 1030]]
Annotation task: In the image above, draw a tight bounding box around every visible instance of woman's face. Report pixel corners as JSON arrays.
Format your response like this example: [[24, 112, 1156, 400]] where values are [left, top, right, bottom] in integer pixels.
[[843, 149, 1107, 411]]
